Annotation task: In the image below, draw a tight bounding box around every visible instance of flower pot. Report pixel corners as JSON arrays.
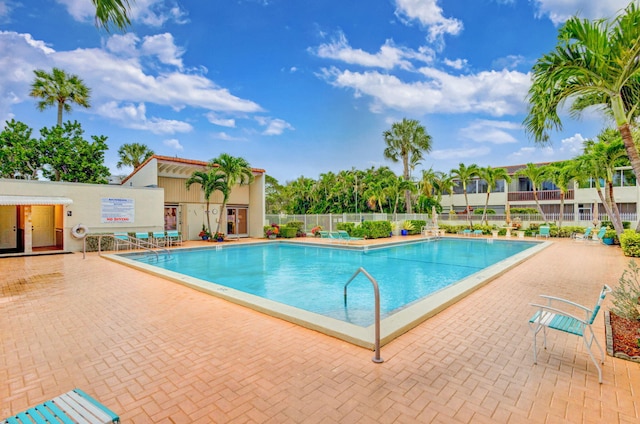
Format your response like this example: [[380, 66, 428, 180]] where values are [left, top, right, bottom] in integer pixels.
[[603, 238, 614, 245], [216, 238, 224, 242], [268, 234, 276, 239], [201, 236, 209, 241], [401, 229, 408, 236]]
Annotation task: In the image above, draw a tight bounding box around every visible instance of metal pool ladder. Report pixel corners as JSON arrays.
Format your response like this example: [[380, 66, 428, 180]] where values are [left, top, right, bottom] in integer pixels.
[[344, 267, 384, 363]]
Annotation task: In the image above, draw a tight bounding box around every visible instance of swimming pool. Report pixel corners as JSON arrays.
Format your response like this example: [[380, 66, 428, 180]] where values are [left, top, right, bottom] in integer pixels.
[[107, 238, 547, 348]]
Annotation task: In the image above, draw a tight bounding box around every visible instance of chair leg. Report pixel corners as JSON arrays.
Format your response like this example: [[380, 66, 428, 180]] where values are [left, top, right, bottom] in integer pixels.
[[583, 334, 603, 383]]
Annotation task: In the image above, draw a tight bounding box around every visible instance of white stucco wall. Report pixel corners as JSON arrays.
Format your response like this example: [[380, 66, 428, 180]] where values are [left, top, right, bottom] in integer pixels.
[[1, 179, 164, 252]]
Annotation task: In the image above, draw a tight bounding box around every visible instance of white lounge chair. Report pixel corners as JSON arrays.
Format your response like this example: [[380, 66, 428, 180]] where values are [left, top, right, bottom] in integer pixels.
[[528, 285, 611, 383]]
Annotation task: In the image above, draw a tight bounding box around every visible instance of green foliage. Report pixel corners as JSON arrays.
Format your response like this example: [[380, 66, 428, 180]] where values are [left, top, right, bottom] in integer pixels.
[[355, 221, 392, 239], [408, 220, 426, 235], [280, 227, 297, 238], [474, 209, 495, 214], [84, 233, 117, 252], [39, 121, 110, 183], [609, 260, 640, 320], [620, 230, 640, 257], [117, 143, 154, 169], [0, 119, 42, 179], [336, 222, 356, 235], [510, 207, 539, 214], [284, 221, 305, 237]]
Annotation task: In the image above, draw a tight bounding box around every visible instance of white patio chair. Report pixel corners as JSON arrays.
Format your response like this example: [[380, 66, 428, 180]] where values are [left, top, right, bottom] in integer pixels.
[[528, 285, 611, 383]]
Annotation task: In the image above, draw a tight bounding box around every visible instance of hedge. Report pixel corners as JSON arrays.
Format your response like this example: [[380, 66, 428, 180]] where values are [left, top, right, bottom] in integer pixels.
[[620, 230, 640, 257]]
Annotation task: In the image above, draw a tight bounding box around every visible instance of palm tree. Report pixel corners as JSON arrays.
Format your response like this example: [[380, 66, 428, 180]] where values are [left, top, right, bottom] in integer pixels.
[[450, 163, 479, 226], [477, 166, 511, 226], [385, 175, 415, 214], [93, 0, 134, 32], [541, 162, 575, 228], [209, 153, 255, 235], [580, 130, 628, 233], [185, 169, 228, 238], [515, 163, 548, 222], [523, 3, 640, 230], [364, 181, 387, 213], [116, 143, 154, 169], [29, 68, 91, 126], [383, 118, 432, 214]]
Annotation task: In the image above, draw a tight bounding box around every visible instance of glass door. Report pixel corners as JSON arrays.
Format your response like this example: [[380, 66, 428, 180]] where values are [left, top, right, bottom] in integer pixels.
[[227, 207, 248, 237]]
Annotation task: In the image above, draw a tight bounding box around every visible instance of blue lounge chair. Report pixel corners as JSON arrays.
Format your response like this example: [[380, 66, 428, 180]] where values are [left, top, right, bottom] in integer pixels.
[[528, 285, 611, 383], [572, 227, 592, 241], [337, 230, 362, 241], [2, 388, 119, 423], [113, 232, 131, 251], [166, 230, 182, 246], [318, 231, 330, 238], [135, 232, 152, 248], [152, 231, 167, 247], [535, 225, 550, 239], [473, 229, 483, 236], [461, 229, 473, 236]]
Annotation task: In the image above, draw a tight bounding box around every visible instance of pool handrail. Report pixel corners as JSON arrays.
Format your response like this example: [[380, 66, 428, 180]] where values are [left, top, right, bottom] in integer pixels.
[[344, 267, 384, 364]]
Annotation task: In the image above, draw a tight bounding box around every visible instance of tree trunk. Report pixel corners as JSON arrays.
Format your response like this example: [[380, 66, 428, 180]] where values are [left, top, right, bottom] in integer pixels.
[[617, 123, 640, 232], [532, 188, 547, 222], [482, 191, 491, 226], [463, 190, 472, 226], [57, 103, 63, 127], [206, 200, 213, 237], [606, 181, 624, 234], [558, 192, 564, 228]]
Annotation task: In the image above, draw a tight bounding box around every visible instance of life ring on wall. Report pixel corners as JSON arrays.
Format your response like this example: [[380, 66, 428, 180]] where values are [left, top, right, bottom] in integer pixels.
[[71, 224, 89, 239]]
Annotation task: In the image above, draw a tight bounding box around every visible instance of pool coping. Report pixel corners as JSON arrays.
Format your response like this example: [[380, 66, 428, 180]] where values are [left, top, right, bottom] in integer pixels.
[[102, 238, 551, 350]]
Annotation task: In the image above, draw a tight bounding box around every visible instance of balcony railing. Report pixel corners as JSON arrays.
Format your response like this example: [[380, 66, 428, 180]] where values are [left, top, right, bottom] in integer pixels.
[[508, 190, 574, 202]]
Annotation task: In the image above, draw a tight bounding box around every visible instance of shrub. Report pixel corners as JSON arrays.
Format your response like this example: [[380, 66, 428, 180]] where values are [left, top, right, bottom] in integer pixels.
[[84, 233, 117, 252], [355, 221, 392, 239], [280, 227, 297, 238], [510, 207, 539, 214], [473, 208, 495, 215], [408, 220, 426, 235], [337, 222, 356, 235], [621, 230, 640, 257], [610, 260, 640, 321]]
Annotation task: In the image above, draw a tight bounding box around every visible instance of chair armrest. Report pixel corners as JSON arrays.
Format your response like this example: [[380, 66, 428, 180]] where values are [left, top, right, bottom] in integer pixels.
[[529, 303, 588, 325]]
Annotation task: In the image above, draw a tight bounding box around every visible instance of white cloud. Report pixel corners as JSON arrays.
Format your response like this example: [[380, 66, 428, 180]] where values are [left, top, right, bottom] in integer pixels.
[[431, 146, 491, 160], [206, 112, 236, 127], [312, 32, 433, 70], [212, 132, 245, 141], [255, 117, 294, 135], [163, 138, 183, 150], [394, 0, 463, 43], [141, 33, 184, 69], [319, 66, 530, 116], [459, 119, 521, 144], [55, 0, 188, 27], [532, 0, 631, 25], [105, 33, 139, 56], [96, 101, 192, 134], [491, 54, 527, 70], [443, 58, 467, 70]]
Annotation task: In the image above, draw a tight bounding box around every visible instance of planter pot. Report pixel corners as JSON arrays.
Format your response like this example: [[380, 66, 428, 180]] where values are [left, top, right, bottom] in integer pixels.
[[268, 234, 277, 240], [216, 238, 224, 242], [401, 229, 408, 236], [603, 238, 614, 245], [201, 236, 209, 241]]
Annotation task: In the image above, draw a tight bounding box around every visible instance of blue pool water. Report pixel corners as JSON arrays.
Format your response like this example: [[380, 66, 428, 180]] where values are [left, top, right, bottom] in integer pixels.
[[126, 239, 537, 326]]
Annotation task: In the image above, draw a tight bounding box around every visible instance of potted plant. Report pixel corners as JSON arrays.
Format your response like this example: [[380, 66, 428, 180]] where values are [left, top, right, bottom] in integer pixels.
[[311, 226, 323, 237], [603, 228, 618, 245], [214, 232, 225, 242], [199, 225, 211, 241], [265, 223, 280, 239], [401, 220, 414, 236]]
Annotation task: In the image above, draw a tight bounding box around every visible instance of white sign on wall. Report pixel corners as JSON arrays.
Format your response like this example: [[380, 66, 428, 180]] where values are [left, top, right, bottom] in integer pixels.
[[101, 198, 135, 223]]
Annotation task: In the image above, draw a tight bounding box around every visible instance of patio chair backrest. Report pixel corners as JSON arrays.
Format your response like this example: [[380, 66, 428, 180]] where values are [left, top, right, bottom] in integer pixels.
[[588, 285, 612, 324]]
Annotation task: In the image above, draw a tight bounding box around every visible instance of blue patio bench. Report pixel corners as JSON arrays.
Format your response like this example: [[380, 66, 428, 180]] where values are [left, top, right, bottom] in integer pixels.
[[2, 388, 119, 424]]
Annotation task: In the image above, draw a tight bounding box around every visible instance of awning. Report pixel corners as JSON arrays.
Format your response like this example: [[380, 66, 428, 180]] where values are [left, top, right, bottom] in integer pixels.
[[0, 195, 73, 206]]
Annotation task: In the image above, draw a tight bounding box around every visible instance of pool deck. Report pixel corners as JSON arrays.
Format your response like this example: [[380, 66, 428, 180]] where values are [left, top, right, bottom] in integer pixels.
[[2, 235, 639, 422]]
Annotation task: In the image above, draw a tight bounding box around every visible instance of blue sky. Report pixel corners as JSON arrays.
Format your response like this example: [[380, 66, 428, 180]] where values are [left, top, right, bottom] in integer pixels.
[[0, 0, 634, 182]]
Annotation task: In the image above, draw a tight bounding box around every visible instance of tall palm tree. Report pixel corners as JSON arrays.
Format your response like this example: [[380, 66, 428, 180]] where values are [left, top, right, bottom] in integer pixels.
[[477, 166, 511, 226], [364, 181, 387, 213], [385, 175, 415, 214], [515, 163, 548, 222], [450, 163, 479, 226], [93, 0, 134, 31], [524, 3, 640, 230], [29, 68, 91, 126], [209, 153, 255, 235], [116, 142, 154, 169], [185, 169, 228, 238], [541, 162, 575, 228], [383, 118, 432, 214]]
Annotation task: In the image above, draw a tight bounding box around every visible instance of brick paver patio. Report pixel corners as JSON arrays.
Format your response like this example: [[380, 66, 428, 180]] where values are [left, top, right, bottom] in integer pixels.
[[1, 238, 639, 423]]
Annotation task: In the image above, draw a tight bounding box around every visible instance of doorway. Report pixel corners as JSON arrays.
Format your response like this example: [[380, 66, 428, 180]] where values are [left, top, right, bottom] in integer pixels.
[[0, 205, 19, 253], [227, 207, 248, 238]]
